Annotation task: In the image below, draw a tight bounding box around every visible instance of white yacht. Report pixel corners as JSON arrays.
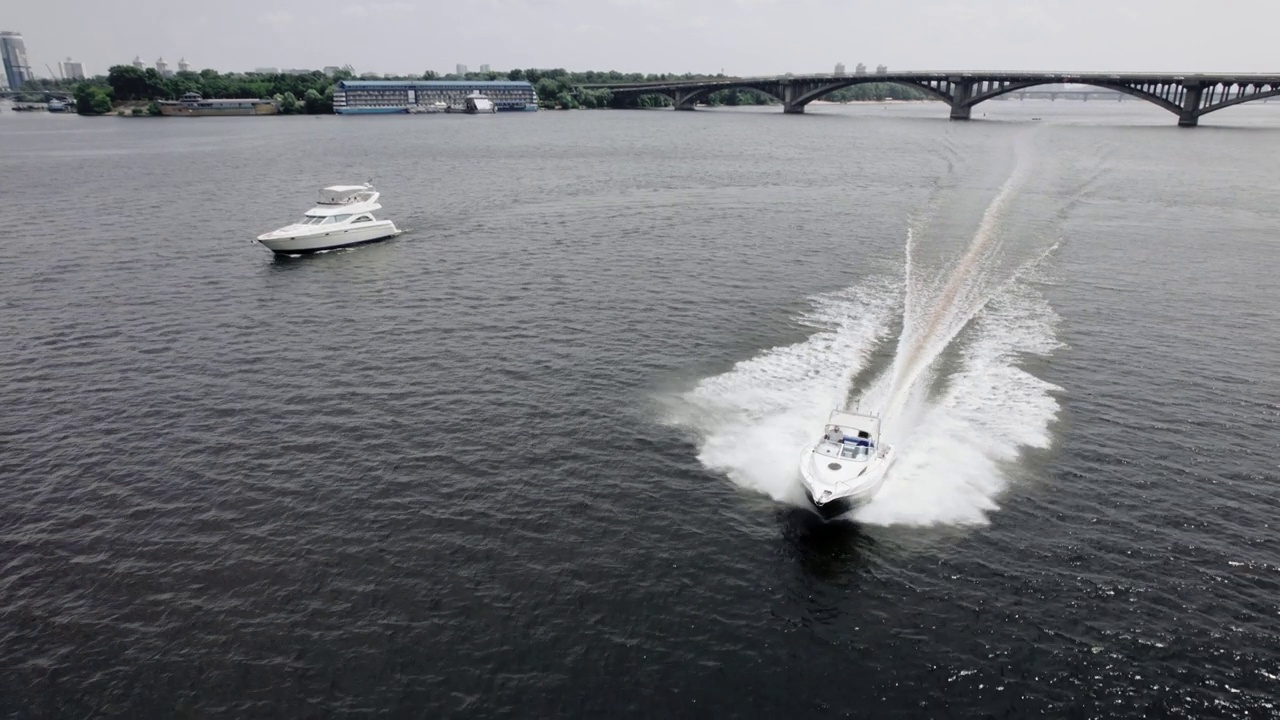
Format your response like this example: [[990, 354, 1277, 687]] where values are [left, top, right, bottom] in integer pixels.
[[798, 410, 896, 517], [447, 91, 496, 114], [256, 184, 401, 255]]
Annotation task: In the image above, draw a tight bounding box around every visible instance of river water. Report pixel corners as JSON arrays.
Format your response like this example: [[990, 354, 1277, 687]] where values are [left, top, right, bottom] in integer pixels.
[[2, 100, 1279, 717]]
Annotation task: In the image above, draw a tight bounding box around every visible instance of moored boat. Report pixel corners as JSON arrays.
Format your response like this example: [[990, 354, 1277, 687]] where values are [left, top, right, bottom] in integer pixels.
[[159, 91, 279, 116], [446, 91, 496, 114]]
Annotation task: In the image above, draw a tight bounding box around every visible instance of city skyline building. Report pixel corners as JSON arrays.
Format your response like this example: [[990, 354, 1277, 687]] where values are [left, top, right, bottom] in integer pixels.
[[61, 57, 85, 79], [1, 31, 34, 90], [132, 55, 144, 69], [456, 63, 467, 75], [178, 57, 189, 73], [479, 64, 490, 73], [156, 57, 173, 78]]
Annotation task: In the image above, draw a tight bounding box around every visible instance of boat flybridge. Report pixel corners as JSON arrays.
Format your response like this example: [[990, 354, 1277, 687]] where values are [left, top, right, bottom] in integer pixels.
[[798, 409, 896, 517], [256, 183, 401, 255]]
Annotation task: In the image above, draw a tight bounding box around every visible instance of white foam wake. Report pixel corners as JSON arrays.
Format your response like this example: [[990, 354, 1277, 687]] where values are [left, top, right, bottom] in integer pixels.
[[853, 279, 1062, 525], [872, 142, 1031, 425], [666, 278, 900, 505], [666, 144, 1063, 527]]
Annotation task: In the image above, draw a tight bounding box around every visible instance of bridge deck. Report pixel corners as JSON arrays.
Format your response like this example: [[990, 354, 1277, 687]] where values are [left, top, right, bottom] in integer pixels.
[[577, 71, 1280, 126]]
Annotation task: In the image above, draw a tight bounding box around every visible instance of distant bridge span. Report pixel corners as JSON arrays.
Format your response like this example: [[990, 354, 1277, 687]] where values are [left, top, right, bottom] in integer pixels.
[[578, 72, 1280, 126], [0, 89, 74, 100]]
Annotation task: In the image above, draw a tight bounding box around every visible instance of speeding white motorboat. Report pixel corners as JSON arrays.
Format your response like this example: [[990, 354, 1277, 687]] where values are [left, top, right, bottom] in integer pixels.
[[798, 409, 896, 517], [256, 184, 400, 255]]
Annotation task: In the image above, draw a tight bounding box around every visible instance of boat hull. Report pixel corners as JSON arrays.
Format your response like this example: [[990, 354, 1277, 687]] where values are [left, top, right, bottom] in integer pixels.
[[256, 222, 400, 255], [798, 443, 895, 517], [801, 487, 857, 519]]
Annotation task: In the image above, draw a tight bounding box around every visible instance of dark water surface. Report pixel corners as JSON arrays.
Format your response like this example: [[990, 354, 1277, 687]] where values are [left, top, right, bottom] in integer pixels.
[[2, 102, 1280, 718]]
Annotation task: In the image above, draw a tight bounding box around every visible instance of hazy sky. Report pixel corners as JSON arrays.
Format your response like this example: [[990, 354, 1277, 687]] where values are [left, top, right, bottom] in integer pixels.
[[9, 0, 1280, 78]]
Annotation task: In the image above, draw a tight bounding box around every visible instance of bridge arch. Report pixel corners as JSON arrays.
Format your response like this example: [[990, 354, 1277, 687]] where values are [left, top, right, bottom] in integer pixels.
[[675, 84, 784, 109], [788, 77, 954, 109], [963, 79, 1182, 116], [1196, 83, 1280, 118], [602, 84, 786, 110]]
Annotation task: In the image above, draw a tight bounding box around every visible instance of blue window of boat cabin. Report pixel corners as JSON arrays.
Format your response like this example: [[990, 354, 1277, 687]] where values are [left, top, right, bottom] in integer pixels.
[[840, 444, 870, 461]]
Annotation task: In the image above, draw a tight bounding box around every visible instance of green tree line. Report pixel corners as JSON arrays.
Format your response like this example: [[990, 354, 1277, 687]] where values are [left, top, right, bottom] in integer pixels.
[[100, 65, 340, 113]]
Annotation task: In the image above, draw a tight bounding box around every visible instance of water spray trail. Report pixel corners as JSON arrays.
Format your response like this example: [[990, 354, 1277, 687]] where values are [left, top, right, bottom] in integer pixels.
[[882, 145, 1030, 422]]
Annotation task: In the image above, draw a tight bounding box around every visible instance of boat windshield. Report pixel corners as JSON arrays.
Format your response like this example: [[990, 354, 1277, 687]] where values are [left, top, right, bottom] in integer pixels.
[[815, 439, 873, 461], [299, 214, 356, 226], [839, 443, 872, 461]]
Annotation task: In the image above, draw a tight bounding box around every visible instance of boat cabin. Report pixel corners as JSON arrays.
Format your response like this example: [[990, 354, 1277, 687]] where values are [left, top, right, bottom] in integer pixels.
[[290, 185, 383, 227], [813, 410, 881, 462], [296, 212, 379, 226]]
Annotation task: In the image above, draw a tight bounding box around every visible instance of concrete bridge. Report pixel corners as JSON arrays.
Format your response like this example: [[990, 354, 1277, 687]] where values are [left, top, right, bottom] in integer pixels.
[[580, 72, 1280, 126], [0, 89, 74, 100]]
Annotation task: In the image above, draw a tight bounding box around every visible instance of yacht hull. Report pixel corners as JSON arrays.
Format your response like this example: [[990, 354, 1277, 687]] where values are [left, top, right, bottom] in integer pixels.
[[257, 222, 400, 255]]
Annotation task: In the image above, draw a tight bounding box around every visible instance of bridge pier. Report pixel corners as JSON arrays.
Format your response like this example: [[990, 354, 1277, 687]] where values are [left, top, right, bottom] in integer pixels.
[[949, 79, 974, 120], [782, 82, 805, 114], [1178, 83, 1203, 127], [672, 89, 700, 111]]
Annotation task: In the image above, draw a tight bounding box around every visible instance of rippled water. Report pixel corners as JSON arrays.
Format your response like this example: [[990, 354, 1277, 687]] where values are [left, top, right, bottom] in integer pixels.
[[3, 101, 1279, 717]]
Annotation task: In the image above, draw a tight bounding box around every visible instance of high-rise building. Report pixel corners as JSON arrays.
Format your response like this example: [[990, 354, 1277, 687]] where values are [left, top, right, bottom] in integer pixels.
[[0, 31, 34, 90], [479, 64, 490, 73], [177, 57, 190, 73], [456, 63, 468, 75], [834, 62, 846, 76], [132, 55, 145, 69], [156, 57, 173, 78], [62, 57, 85, 79], [854, 63, 867, 75]]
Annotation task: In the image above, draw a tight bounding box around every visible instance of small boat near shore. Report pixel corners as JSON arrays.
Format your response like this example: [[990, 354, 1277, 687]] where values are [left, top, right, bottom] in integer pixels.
[[159, 91, 278, 116], [798, 409, 896, 517], [446, 91, 496, 114], [256, 183, 400, 255]]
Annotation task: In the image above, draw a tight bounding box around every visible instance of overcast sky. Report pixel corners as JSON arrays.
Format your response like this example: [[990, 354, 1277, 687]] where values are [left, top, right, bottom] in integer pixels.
[[8, 0, 1280, 78]]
